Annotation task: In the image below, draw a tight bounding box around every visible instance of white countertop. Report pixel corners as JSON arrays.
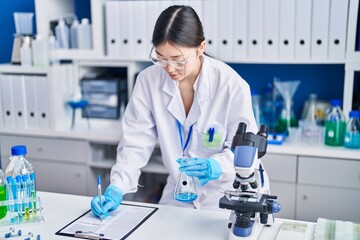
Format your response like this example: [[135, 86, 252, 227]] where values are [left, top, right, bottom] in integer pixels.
[[267, 142, 360, 160], [0, 192, 315, 240], [1, 129, 359, 160]]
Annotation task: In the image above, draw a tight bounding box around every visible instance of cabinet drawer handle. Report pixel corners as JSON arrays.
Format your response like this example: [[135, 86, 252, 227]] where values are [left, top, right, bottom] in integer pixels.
[[37, 147, 43, 152], [303, 195, 308, 200], [76, 173, 81, 178]]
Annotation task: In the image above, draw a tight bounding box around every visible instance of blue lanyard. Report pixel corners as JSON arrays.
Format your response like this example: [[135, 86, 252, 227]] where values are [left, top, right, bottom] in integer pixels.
[[176, 120, 193, 155]]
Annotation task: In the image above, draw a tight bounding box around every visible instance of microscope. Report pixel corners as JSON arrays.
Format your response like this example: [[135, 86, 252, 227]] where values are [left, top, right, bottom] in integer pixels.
[[219, 122, 281, 240]]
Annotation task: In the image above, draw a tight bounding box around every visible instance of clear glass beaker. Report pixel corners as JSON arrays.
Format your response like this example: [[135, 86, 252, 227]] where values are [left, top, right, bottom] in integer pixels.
[[174, 158, 198, 202]]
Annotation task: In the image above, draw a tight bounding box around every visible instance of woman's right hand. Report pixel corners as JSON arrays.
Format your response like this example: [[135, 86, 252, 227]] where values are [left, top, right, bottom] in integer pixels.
[[91, 185, 123, 219]]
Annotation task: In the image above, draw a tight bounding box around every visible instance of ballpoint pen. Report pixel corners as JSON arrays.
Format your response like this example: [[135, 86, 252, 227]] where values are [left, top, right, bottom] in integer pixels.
[[97, 175, 103, 222]]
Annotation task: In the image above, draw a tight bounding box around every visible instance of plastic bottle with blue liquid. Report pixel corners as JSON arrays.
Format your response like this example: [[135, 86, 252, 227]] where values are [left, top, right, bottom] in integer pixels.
[[344, 110, 360, 149], [5, 145, 36, 222]]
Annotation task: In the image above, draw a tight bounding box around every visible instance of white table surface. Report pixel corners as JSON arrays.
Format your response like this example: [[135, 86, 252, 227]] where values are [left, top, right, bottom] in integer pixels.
[[0, 191, 316, 240]]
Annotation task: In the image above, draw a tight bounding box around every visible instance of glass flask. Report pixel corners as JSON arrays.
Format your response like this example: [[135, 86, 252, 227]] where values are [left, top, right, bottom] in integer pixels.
[[174, 158, 198, 202], [275, 101, 298, 134]]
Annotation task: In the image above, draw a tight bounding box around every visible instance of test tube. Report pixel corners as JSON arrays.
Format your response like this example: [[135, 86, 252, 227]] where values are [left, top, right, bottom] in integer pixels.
[[5, 176, 15, 223], [15, 176, 23, 222], [29, 173, 36, 216], [22, 175, 30, 221]]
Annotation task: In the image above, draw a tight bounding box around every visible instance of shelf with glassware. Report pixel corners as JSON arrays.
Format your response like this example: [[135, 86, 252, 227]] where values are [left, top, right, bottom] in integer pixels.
[[34, 0, 104, 61], [33, 0, 353, 64]]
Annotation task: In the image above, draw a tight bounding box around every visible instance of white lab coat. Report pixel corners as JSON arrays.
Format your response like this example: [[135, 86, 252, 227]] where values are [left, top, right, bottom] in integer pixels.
[[110, 55, 269, 209]]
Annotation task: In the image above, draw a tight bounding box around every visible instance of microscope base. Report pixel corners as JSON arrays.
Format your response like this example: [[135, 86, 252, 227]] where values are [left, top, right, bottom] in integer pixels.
[[228, 222, 263, 240]]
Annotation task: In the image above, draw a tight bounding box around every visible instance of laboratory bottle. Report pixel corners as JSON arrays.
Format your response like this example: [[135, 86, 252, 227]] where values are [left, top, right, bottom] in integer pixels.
[[20, 36, 32, 66], [0, 169, 7, 219], [5, 145, 34, 177], [48, 34, 60, 65], [302, 93, 317, 122], [32, 34, 49, 66], [344, 110, 360, 149], [70, 19, 79, 49], [77, 18, 92, 49], [55, 19, 70, 49], [174, 158, 198, 202], [324, 99, 346, 146]]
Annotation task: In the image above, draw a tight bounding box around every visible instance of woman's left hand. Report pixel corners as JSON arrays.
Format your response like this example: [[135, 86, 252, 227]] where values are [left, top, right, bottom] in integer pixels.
[[177, 158, 222, 186]]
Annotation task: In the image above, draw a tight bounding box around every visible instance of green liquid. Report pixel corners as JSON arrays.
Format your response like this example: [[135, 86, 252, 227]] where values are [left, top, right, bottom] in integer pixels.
[[275, 117, 298, 135], [324, 121, 346, 146], [0, 185, 7, 219]]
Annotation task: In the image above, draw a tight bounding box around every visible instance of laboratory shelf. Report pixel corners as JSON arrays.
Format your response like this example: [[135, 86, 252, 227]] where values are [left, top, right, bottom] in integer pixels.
[[0, 64, 52, 74]]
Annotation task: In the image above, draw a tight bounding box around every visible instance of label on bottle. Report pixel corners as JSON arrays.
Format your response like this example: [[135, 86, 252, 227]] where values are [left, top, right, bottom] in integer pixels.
[[324, 121, 346, 146]]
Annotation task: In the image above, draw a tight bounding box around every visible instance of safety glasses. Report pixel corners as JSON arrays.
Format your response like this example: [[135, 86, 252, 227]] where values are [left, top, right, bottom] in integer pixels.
[[148, 46, 196, 68]]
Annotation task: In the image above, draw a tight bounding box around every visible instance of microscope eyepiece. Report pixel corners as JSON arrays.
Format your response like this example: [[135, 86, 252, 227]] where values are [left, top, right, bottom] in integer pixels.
[[258, 125, 268, 138], [237, 122, 247, 134]]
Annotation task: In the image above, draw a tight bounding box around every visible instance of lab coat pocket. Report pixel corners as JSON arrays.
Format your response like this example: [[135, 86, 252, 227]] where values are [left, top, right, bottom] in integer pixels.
[[200, 125, 225, 150]]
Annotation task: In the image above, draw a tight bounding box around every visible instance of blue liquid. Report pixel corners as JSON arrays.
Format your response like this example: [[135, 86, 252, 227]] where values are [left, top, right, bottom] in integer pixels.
[[175, 193, 198, 202], [344, 132, 360, 149]]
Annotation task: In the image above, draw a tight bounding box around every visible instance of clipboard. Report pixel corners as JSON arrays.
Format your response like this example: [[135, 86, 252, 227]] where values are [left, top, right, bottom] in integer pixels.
[[55, 203, 158, 240]]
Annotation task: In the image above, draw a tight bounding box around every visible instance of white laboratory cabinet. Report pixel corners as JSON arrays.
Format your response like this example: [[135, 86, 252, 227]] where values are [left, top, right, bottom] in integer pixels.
[[296, 156, 360, 222], [262, 147, 360, 222], [262, 154, 297, 220]]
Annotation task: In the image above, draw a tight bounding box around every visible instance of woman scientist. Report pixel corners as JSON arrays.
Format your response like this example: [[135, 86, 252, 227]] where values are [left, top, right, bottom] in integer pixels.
[[91, 5, 269, 217]]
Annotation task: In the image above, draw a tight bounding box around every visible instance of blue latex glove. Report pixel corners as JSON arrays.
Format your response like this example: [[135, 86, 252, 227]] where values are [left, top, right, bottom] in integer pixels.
[[177, 158, 222, 186], [91, 185, 123, 219]]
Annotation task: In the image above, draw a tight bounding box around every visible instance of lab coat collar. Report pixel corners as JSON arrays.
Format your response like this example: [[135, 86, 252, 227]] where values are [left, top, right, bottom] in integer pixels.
[[196, 55, 213, 102], [162, 71, 186, 124], [162, 55, 213, 128]]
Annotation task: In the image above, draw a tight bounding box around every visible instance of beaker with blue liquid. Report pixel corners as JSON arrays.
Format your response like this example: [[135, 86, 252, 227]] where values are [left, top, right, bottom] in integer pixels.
[[174, 158, 198, 202]]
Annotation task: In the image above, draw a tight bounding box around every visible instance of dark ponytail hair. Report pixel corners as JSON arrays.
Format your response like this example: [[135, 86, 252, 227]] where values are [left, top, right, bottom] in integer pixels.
[[152, 5, 205, 48]]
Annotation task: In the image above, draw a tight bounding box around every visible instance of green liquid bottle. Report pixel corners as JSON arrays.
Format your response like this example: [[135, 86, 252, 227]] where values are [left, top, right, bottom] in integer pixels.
[[0, 169, 8, 219], [324, 99, 346, 146]]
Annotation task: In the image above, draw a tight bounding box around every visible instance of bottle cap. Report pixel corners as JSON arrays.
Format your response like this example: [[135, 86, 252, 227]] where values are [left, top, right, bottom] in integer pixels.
[[81, 18, 89, 25], [15, 175, 21, 183], [349, 110, 360, 118], [11, 145, 27, 156], [57, 19, 65, 27], [72, 19, 79, 26], [330, 99, 342, 107], [22, 174, 28, 181]]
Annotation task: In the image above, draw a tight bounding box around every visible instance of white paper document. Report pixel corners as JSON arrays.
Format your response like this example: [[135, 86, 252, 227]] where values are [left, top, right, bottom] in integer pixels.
[[56, 204, 158, 240]]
